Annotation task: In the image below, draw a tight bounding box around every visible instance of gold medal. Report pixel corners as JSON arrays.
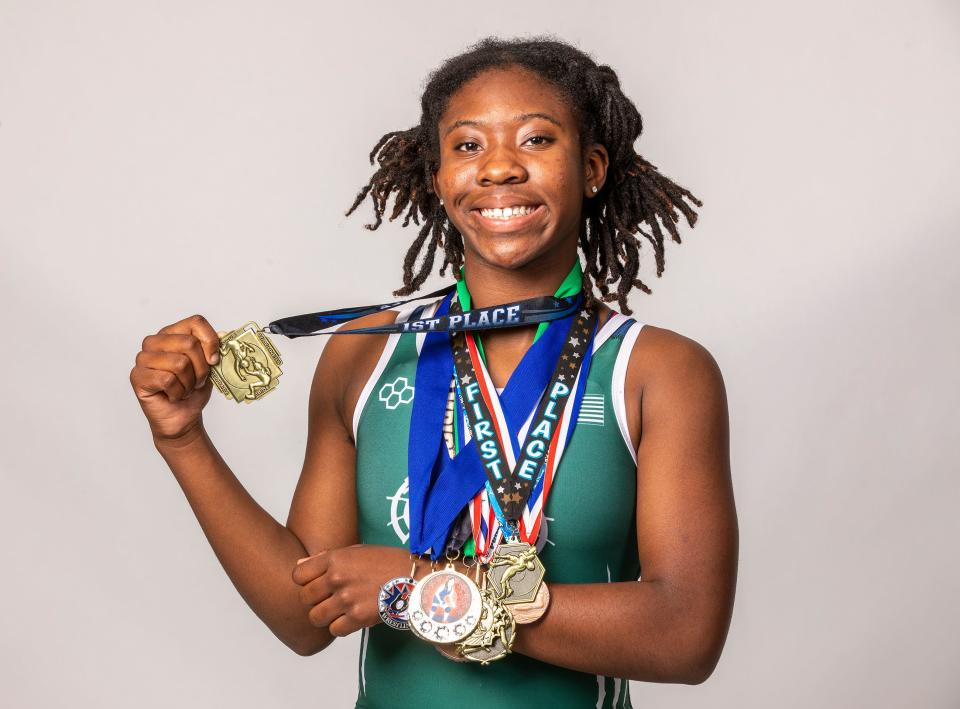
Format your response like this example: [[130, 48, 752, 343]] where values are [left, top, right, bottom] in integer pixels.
[[455, 570, 516, 665], [210, 322, 283, 403], [486, 541, 546, 605]]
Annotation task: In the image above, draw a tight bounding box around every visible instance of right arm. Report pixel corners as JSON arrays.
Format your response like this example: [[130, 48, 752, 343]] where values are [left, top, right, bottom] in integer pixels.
[[129, 311, 397, 656]]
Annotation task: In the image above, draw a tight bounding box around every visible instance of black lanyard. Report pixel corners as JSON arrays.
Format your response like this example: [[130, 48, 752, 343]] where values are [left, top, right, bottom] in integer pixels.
[[448, 298, 599, 525], [265, 287, 585, 338]]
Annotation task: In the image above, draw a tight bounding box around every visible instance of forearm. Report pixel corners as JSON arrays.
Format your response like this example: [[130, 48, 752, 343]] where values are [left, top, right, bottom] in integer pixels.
[[154, 423, 333, 656], [511, 579, 718, 684]]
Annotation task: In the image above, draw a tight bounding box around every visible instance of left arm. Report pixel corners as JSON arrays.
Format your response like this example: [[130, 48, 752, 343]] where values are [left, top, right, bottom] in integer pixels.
[[511, 327, 738, 683]]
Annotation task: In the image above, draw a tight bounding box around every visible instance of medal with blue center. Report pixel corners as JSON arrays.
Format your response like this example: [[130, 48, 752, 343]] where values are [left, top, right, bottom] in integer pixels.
[[406, 550, 483, 645], [377, 556, 420, 630]]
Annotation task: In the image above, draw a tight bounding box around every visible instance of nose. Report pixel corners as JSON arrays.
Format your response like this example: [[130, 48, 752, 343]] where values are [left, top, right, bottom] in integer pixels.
[[476, 142, 527, 186]]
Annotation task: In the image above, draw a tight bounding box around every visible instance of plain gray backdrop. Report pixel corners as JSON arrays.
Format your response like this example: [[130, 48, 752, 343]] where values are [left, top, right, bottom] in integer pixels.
[[2, 1, 958, 707]]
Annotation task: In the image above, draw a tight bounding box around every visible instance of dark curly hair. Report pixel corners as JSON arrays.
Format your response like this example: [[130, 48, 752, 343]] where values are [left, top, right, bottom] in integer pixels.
[[345, 35, 702, 313]]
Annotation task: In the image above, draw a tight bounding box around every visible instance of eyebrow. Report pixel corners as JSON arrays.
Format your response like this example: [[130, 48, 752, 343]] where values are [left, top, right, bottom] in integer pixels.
[[442, 112, 563, 138]]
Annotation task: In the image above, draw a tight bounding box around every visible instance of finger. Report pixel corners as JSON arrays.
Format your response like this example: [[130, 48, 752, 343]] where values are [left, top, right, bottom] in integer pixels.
[[136, 350, 196, 395], [131, 366, 186, 402], [328, 614, 361, 638], [291, 551, 330, 586], [142, 333, 211, 385], [298, 574, 335, 608], [308, 595, 348, 631], [158, 314, 221, 366]]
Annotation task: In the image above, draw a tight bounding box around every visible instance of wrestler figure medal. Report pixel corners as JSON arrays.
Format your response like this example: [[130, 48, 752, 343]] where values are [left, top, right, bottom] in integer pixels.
[[450, 563, 517, 665], [487, 539, 551, 624], [209, 324, 283, 404], [407, 555, 483, 645]]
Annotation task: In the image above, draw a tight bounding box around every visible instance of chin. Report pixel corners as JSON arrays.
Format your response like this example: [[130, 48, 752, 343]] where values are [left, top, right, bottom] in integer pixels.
[[470, 240, 547, 272]]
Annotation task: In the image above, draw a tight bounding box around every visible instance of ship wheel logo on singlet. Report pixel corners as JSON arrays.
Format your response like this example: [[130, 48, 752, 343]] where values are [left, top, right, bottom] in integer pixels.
[[386, 477, 410, 543], [378, 377, 415, 410]]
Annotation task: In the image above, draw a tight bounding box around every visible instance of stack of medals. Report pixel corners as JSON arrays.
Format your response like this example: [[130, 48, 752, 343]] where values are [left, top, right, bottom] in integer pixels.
[[377, 300, 598, 665]]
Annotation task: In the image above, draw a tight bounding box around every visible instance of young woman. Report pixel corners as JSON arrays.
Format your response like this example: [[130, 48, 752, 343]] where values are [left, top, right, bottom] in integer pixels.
[[130, 36, 737, 709]]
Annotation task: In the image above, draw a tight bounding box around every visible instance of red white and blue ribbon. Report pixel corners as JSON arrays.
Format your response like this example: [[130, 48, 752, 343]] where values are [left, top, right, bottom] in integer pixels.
[[407, 293, 590, 559], [454, 308, 599, 561]]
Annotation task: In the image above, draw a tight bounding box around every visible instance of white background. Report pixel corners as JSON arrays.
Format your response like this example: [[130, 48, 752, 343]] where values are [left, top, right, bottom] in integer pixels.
[[1, 1, 958, 706]]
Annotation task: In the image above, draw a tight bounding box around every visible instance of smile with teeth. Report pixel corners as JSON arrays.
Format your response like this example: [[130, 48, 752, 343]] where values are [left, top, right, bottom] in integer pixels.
[[477, 205, 539, 220]]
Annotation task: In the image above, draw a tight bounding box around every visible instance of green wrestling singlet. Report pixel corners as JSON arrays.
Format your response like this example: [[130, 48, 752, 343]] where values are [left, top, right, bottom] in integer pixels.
[[352, 281, 645, 709]]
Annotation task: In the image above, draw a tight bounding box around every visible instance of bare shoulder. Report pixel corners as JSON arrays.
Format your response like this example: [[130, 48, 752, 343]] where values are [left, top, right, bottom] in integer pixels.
[[621, 324, 726, 448], [308, 307, 405, 437], [315, 307, 400, 374], [630, 324, 725, 391]]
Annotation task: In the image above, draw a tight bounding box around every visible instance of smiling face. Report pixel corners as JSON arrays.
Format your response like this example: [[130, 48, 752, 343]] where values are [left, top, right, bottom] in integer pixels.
[[432, 65, 608, 274]]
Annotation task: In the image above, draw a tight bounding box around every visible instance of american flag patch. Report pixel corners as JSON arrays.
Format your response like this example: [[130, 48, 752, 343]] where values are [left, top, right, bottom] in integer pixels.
[[577, 394, 605, 426]]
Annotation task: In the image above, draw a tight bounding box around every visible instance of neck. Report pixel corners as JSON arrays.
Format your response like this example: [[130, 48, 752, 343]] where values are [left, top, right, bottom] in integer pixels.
[[461, 252, 579, 308]]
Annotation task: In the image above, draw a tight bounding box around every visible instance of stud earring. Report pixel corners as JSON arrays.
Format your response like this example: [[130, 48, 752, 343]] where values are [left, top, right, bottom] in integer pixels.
[[439, 198, 444, 205], [591, 185, 598, 194]]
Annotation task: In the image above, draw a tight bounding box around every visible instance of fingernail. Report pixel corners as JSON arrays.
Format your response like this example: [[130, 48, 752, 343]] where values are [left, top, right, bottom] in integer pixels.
[[197, 376, 207, 388], [209, 353, 220, 365]]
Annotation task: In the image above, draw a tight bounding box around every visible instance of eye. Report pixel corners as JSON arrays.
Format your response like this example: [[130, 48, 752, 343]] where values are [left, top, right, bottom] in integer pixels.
[[455, 141, 482, 152], [524, 135, 554, 147]]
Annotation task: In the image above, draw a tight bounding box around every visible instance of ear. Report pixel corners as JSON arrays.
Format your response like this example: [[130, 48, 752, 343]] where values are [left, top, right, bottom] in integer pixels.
[[583, 143, 610, 197], [432, 172, 441, 201]]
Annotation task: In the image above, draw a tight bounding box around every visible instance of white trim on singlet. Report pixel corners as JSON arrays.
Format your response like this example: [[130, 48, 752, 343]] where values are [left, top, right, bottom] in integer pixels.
[[614, 678, 625, 707], [492, 314, 631, 444], [611, 319, 645, 464], [415, 300, 442, 354], [351, 301, 423, 441], [596, 675, 627, 709], [358, 626, 369, 697], [593, 312, 629, 351]]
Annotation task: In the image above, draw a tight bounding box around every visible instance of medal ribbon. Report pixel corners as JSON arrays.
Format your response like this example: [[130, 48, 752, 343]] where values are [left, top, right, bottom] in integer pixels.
[[406, 295, 578, 559], [460, 325, 594, 557], [261, 265, 596, 563], [451, 264, 580, 559], [451, 300, 599, 558], [265, 288, 582, 338], [405, 263, 598, 561]]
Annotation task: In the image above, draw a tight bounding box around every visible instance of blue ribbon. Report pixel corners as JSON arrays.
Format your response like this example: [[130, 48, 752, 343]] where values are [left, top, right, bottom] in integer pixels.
[[406, 298, 597, 558]]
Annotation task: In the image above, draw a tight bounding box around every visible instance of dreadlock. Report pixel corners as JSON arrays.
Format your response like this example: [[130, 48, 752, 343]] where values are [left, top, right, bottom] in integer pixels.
[[345, 35, 702, 314]]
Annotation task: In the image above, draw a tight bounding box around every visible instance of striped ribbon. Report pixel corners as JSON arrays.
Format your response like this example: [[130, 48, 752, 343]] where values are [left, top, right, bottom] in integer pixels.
[[461, 329, 589, 561]]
